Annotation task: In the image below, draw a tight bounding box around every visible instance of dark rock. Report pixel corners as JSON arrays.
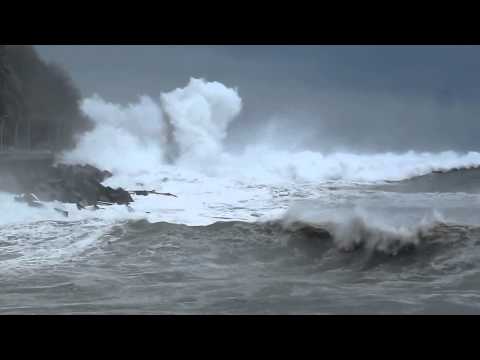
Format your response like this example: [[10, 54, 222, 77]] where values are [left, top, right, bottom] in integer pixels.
[[130, 190, 178, 198], [98, 186, 133, 205], [5, 163, 131, 207]]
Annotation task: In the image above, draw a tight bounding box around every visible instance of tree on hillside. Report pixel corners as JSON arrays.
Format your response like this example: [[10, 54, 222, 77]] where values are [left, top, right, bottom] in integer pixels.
[[1, 45, 92, 152]]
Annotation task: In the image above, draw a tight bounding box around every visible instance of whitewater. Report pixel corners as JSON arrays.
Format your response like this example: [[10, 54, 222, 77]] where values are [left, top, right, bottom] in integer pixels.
[[3, 78, 480, 314]]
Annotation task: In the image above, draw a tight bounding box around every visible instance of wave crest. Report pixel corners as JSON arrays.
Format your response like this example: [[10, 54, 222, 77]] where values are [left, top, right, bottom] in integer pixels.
[[279, 207, 448, 256], [60, 79, 480, 184]]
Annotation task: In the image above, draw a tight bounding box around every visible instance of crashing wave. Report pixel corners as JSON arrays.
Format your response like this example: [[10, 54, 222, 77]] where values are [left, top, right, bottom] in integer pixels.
[[58, 78, 480, 185], [278, 206, 452, 256]]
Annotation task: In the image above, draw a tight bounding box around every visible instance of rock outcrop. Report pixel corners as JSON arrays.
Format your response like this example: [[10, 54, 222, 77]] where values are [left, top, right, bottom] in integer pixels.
[[3, 163, 133, 207], [35, 164, 132, 206]]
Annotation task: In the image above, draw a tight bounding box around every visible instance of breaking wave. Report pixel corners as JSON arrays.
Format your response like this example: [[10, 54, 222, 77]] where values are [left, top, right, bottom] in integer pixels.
[[60, 78, 480, 185], [278, 207, 446, 256]]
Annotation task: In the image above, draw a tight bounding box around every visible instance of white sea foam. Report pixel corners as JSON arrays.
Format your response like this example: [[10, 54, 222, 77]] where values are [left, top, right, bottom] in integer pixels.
[[61, 78, 480, 185], [55, 77, 480, 226]]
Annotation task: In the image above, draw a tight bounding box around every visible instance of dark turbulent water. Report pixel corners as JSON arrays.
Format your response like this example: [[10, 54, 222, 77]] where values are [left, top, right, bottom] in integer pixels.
[[373, 167, 480, 194], [2, 218, 480, 314], [3, 168, 480, 314]]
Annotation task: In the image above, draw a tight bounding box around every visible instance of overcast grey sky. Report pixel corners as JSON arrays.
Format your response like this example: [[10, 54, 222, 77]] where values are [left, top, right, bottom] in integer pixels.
[[35, 45, 480, 153]]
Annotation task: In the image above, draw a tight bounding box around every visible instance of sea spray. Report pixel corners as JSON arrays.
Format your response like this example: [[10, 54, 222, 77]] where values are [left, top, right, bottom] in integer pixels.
[[61, 79, 480, 184]]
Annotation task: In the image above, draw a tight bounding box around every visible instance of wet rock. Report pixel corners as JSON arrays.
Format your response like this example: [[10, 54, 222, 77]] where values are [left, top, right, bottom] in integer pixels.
[[130, 190, 177, 198], [7, 163, 132, 207], [98, 186, 133, 205]]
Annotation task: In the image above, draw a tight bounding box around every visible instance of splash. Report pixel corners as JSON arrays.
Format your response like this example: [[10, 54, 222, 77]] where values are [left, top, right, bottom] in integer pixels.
[[281, 205, 447, 255], [62, 95, 166, 175], [62, 78, 242, 176], [161, 78, 242, 166], [61, 78, 480, 184]]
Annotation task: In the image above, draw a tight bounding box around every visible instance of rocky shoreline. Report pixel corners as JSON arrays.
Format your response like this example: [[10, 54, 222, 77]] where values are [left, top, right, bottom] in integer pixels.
[[3, 163, 134, 209]]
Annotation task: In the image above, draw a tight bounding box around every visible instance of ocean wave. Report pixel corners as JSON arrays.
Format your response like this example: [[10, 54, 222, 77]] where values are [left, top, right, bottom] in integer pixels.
[[375, 166, 480, 194], [112, 212, 475, 260], [58, 78, 480, 186]]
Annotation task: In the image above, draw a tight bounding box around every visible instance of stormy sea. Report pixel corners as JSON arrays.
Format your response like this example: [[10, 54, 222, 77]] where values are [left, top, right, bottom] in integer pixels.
[[3, 78, 480, 314]]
